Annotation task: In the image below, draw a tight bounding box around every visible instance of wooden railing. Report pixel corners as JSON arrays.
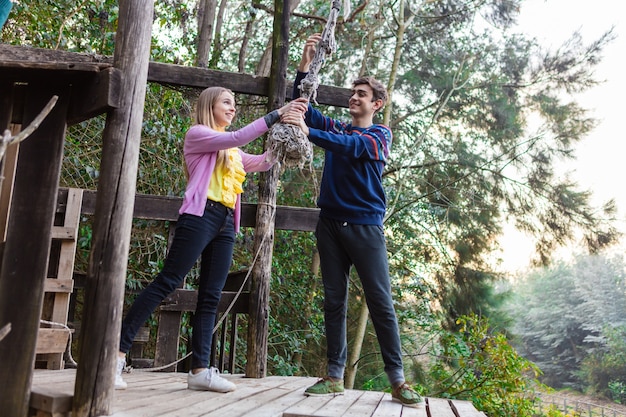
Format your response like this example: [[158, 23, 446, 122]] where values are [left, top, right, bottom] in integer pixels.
[[56, 187, 319, 374], [536, 393, 626, 417]]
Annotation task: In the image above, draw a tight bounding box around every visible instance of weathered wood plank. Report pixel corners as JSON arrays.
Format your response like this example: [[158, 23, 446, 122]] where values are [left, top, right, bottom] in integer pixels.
[[43, 279, 74, 293], [30, 385, 73, 414], [66, 188, 320, 232], [341, 390, 385, 416], [241, 377, 313, 416], [0, 44, 352, 108], [370, 395, 403, 417], [282, 394, 339, 417], [428, 397, 457, 416], [399, 399, 428, 416], [36, 328, 70, 354], [66, 67, 122, 125], [51, 226, 76, 240], [450, 399, 488, 416], [312, 389, 366, 416]]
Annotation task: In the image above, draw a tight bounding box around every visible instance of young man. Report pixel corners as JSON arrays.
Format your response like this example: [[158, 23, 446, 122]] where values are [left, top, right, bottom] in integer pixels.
[[283, 34, 423, 407]]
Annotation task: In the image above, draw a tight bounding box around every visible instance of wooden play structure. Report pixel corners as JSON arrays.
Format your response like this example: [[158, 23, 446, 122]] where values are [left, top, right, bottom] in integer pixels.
[[0, 1, 485, 416]]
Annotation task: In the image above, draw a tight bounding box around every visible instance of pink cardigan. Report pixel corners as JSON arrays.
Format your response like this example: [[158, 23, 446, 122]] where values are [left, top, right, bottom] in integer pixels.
[[179, 117, 274, 233]]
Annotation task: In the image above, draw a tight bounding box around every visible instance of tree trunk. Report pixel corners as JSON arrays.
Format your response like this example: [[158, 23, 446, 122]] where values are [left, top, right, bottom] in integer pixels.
[[345, 298, 369, 389], [72, 0, 153, 415], [246, 0, 290, 378], [382, 0, 413, 124], [293, 250, 320, 369], [237, 8, 258, 72], [208, 0, 228, 68], [196, 0, 217, 68], [255, 0, 301, 77]]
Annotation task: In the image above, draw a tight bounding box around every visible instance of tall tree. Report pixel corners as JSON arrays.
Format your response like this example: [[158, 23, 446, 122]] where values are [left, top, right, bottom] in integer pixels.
[[505, 254, 626, 388]]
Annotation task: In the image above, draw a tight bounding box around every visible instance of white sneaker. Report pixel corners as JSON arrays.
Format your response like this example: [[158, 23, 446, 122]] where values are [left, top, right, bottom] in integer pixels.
[[188, 367, 236, 392], [115, 357, 128, 390]]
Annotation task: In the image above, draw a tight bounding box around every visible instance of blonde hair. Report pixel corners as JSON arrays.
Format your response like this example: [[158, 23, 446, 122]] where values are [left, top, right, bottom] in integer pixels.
[[191, 86, 235, 172]]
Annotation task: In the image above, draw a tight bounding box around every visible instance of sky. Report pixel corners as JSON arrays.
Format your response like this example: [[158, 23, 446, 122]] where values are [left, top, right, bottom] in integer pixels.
[[497, 0, 626, 271]]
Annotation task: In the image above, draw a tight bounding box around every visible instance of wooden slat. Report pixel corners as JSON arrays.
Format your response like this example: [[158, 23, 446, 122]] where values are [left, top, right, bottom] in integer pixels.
[[342, 390, 385, 416], [400, 400, 428, 416], [36, 328, 70, 354], [59, 187, 321, 232], [43, 279, 74, 293], [160, 288, 250, 313], [51, 226, 76, 240], [282, 394, 338, 417], [428, 398, 457, 416], [240, 377, 313, 416], [450, 399, 488, 416]]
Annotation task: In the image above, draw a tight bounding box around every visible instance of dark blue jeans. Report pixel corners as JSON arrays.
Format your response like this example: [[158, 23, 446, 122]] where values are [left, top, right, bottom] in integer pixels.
[[119, 200, 235, 369], [315, 216, 405, 386]]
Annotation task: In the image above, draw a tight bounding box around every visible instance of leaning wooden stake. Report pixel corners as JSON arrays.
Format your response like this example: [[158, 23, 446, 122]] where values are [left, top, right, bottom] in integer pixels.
[[72, 1, 153, 416], [0, 95, 58, 161]]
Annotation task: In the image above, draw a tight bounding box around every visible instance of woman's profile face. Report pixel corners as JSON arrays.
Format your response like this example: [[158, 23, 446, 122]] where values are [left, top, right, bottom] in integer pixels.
[[213, 91, 236, 129]]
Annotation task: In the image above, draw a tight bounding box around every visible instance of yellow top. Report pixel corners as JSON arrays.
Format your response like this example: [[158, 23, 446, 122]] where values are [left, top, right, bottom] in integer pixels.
[[207, 149, 245, 209]]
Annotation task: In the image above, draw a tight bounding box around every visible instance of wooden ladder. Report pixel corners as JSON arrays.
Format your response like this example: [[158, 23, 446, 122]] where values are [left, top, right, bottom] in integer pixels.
[[36, 188, 83, 370]]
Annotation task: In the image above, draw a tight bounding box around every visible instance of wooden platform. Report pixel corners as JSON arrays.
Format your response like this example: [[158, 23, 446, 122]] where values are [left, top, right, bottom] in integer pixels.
[[31, 369, 486, 417]]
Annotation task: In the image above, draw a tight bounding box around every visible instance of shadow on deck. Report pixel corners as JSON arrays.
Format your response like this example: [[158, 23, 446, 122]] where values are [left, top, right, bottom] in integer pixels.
[[31, 369, 486, 417]]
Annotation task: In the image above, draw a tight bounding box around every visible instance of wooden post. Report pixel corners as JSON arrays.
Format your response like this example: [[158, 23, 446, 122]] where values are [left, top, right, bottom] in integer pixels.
[[72, 0, 153, 415], [246, 0, 290, 378], [0, 82, 70, 417]]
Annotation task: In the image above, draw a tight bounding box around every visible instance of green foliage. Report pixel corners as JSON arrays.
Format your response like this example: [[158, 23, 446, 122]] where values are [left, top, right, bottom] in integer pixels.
[[430, 314, 542, 417], [505, 254, 626, 389], [579, 325, 626, 400], [608, 380, 626, 405]]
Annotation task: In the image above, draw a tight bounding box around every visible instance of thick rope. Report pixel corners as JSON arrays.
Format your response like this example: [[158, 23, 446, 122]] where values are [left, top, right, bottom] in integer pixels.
[[266, 0, 343, 170]]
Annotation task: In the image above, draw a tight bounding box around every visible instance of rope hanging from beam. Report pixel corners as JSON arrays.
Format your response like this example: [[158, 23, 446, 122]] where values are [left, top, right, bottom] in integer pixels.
[[266, 0, 345, 169]]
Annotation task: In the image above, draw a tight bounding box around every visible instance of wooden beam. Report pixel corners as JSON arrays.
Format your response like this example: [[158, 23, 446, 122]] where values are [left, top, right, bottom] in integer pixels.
[[0, 44, 351, 108], [60, 188, 319, 232], [67, 67, 122, 125]]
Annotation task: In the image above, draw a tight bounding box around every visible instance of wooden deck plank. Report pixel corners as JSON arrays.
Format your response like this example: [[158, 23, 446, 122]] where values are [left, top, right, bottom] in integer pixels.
[[399, 399, 428, 417], [310, 390, 365, 416], [370, 395, 403, 417], [427, 397, 457, 416], [149, 376, 299, 417], [31, 370, 483, 417], [341, 390, 385, 416], [233, 377, 314, 417], [450, 399, 488, 416], [282, 393, 342, 417], [206, 377, 314, 417]]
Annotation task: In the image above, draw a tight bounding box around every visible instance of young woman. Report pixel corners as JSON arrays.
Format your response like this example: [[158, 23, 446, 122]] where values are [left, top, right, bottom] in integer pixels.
[[115, 87, 308, 392]]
